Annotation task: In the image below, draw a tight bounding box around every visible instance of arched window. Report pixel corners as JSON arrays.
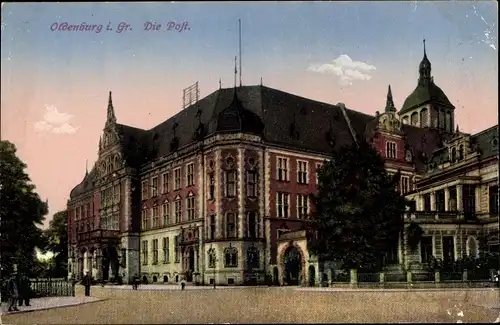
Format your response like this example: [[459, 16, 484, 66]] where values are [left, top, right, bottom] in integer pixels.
[[207, 248, 216, 268], [420, 108, 428, 127], [439, 109, 446, 129], [226, 213, 236, 238], [458, 145, 464, 161], [410, 112, 418, 126], [114, 156, 120, 170], [246, 245, 260, 269], [451, 147, 457, 163], [467, 236, 478, 258], [445, 112, 452, 132], [402, 116, 409, 125], [224, 247, 238, 268]]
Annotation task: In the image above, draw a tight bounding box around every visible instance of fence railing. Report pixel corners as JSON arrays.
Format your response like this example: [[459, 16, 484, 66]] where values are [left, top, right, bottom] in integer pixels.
[[30, 278, 75, 297], [357, 273, 379, 283]]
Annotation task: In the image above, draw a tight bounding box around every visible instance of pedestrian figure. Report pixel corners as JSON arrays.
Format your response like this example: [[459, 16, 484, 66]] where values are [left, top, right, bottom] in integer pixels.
[[7, 273, 19, 312], [181, 278, 186, 290], [82, 271, 92, 296], [132, 274, 139, 290], [18, 275, 31, 307]]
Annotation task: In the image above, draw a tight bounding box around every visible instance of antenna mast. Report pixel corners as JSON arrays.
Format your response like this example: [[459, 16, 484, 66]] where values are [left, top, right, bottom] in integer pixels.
[[239, 19, 242, 87]]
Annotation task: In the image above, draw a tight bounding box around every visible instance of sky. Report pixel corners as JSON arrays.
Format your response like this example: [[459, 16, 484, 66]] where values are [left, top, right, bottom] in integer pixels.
[[1, 1, 498, 228]]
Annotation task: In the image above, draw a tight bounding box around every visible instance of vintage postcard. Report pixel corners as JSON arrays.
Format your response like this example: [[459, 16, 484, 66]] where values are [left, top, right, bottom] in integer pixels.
[[0, 1, 498, 324]]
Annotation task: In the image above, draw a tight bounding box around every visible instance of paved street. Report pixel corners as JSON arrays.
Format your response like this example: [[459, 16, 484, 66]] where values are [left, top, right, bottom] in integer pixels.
[[2, 287, 499, 324]]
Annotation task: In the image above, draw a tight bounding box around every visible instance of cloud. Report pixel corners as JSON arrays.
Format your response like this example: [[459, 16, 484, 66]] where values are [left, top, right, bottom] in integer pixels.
[[34, 105, 79, 134], [307, 54, 377, 85]]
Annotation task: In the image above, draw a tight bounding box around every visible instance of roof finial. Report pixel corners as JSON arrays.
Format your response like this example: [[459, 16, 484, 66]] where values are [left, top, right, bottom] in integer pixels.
[[423, 38, 427, 57], [260, 77, 263, 86], [85, 159, 88, 175], [106, 91, 116, 125], [219, 78, 221, 89], [456, 124, 460, 133]]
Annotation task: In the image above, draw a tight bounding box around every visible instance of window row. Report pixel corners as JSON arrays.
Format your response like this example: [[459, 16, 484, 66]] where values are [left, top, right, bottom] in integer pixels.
[[141, 237, 181, 265], [276, 193, 311, 219], [206, 212, 262, 240], [419, 235, 479, 264], [206, 245, 260, 269], [218, 169, 258, 198], [141, 163, 195, 200], [101, 184, 121, 207], [276, 157, 322, 184], [141, 197, 196, 230], [74, 203, 93, 221]]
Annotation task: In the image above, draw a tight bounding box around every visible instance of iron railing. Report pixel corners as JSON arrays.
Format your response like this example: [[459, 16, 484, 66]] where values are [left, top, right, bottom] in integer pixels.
[[29, 278, 75, 297]]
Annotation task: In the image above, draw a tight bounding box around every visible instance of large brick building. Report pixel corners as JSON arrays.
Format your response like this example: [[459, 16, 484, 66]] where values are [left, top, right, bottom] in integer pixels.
[[67, 46, 498, 285]]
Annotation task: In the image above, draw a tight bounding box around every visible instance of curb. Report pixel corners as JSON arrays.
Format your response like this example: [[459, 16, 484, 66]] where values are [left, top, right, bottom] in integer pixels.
[[1, 298, 107, 316]]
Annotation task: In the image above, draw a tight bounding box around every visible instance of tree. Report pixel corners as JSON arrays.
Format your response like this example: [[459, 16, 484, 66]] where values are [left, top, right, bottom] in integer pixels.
[[307, 140, 408, 271], [43, 210, 68, 278], [0, 140, 48, 279]]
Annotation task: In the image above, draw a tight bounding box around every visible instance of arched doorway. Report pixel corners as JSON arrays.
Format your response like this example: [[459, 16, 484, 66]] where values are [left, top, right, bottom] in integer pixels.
[[308, 265, 316, 287], [102, 246, 119, 281], [283, 246, 302, 285]]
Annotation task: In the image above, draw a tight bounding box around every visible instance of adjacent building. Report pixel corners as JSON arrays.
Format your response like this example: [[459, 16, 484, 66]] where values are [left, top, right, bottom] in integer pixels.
[[67, 45, 498, 285]]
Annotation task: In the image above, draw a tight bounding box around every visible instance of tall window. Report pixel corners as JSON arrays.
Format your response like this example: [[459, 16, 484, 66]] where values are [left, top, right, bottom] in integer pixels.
[[436, 190, 445, 212], [442, 236, 455, 266], [141, 181, 148, 200], [152, 239, 159, 264], [463, 185, 476, 216], [163, 237, 170, 263], [152, 177, 158, 197], [162, 203, 170, 226], [226, 170, 236, 197], [141, 209, 148, 230], [113, 184, 120, 202], [315, 163, 322, 185], [207, 248, 216, 268], [246, 245, 260, 269], [420, 236, 433, 263], [458, 145, 464, 161], [247, 170, 257, 197], [174, 236, 180, 263], [210, 215, 216, 239], [226, 213, 236, 238], [186, 197, 195, 220], [142, 240, 148, 265], [186, 163, 194, 186], [208, 174, 215, 200], [423, 193, 431, 211], [277, 157, 288, 181], [247, 212, 257, 239], [224, 247, 238, 268], [386, 141, 397, 159], [152, 206, 159, 228], [174, 168, 181, 190], [174, 200, 182, 223], [162, 172, 169, 194], [401, 176, 410, 195], [297, 194, 309, 219], [297, 161, 308, 184], [489, 185, 499, 215], [277, 192, 290, 218]]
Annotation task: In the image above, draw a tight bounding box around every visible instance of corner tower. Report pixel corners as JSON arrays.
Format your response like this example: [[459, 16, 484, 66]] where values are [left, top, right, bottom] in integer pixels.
[[399, 40, 455, 133]]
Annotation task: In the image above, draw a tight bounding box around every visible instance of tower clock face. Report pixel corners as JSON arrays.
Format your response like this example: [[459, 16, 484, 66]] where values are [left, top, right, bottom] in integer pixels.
[[405, 150, 413, 162]]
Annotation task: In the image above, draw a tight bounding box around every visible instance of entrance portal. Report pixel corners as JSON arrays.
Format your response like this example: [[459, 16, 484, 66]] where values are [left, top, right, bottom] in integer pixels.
[[283, 246, 302, 285]]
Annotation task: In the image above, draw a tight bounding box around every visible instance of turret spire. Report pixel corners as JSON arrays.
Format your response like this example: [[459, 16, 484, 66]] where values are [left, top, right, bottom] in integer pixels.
[[385, 84, 396, 113], [106, 91, 116, 126], [418, 38, 432, 83]]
